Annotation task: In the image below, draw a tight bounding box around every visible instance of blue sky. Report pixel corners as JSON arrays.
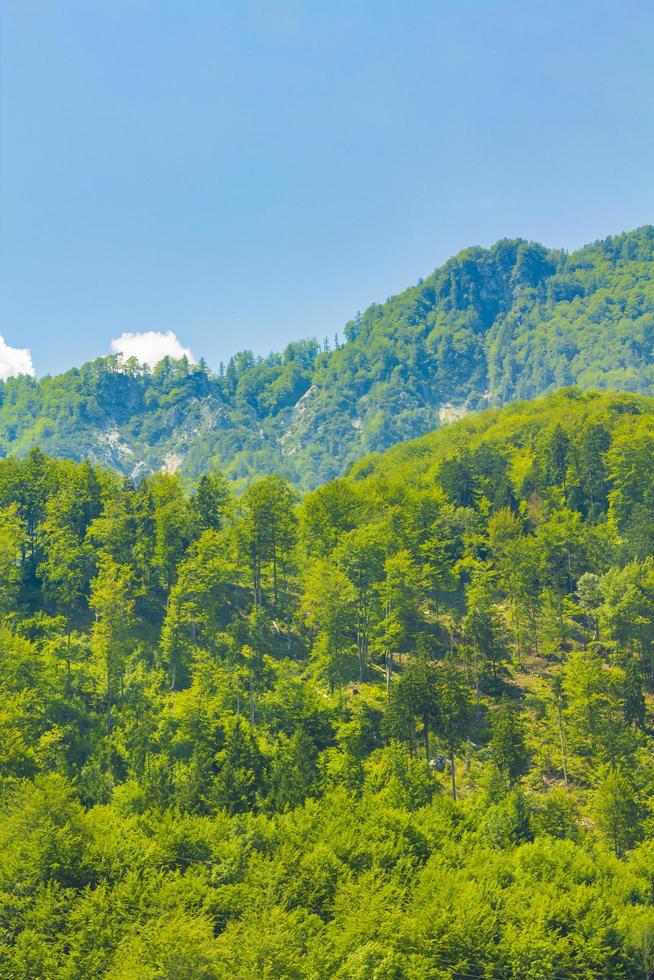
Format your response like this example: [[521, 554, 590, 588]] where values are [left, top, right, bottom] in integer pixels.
[[1, 0, 653, 377]]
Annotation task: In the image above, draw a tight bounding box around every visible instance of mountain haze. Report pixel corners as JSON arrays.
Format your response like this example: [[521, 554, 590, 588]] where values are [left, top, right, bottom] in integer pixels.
[[2, 225, 653, 486]]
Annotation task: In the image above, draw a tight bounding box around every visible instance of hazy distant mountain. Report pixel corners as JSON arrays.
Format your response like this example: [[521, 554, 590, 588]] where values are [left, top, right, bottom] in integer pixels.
[[1, 225, 653, 487]]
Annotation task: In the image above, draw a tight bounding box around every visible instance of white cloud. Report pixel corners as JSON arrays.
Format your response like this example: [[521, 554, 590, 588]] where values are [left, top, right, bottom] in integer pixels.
[[0, 335, 35, 381], [110, 330, 196, 369]]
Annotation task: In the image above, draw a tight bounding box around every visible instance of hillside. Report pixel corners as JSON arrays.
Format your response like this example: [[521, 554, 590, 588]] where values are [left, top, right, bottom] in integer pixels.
[[3, 389, 654, 975], [2, 225, 654, 487]]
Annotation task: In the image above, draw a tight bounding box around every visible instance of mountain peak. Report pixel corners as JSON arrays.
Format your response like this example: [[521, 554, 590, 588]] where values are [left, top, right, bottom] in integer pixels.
[[1, 225, 653, 487]]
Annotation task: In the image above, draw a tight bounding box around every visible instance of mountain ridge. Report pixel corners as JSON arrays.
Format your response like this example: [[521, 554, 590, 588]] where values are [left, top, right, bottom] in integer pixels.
[[2, 224, 653, 487]]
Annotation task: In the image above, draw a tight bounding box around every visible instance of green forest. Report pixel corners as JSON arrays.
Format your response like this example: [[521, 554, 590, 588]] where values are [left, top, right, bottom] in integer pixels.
[[2, 226, 654, 488], [3, 387, 654, 976]]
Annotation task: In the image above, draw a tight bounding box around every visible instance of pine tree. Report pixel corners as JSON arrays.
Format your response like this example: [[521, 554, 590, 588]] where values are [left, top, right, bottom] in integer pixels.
[[490, 699, 529, 789], [623, 656, 646, 730]]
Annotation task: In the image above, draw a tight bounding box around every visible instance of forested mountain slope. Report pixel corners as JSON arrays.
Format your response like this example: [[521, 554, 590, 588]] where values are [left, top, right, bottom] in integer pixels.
[[3, 389, 654, 975], [2, 225, 654, 487]]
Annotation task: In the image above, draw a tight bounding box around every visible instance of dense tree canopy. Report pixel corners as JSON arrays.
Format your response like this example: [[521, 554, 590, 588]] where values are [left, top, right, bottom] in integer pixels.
[[2, 389, 654, 974]]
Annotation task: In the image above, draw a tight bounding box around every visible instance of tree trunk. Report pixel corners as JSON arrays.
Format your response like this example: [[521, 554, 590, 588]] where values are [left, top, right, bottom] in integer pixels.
[[105, 659, 112, 735], [557, 705, 569, 789]]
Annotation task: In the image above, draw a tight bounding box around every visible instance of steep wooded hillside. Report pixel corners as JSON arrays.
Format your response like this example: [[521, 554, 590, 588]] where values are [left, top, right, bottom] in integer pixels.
[[3, 390, 654, 975], [1, 225, 653, 486]]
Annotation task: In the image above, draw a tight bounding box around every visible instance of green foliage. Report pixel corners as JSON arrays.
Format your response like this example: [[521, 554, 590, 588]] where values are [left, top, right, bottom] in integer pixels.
[[490, 699, 529, 790], [593, 767, 642, 858], [3, 389, 654, 973], [2, 227, 654, 489]]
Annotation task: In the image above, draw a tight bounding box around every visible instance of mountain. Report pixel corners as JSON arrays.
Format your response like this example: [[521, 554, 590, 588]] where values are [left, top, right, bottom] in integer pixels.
[[3, 388, 654, 974], [2, 225, 654, 487]]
